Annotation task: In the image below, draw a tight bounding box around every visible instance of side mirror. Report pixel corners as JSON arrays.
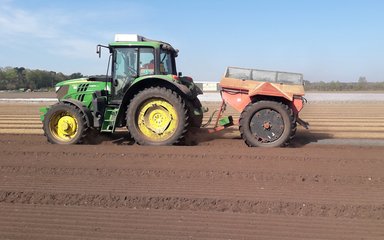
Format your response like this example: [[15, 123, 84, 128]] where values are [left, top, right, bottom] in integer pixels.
[[178, 72, 182, 77], [96, 44, 109, 58], [96, 45, 102, 58]]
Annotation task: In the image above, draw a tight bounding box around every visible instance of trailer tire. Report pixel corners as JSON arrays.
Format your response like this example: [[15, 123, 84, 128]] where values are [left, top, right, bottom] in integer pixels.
[[239, 101, 295, 147]]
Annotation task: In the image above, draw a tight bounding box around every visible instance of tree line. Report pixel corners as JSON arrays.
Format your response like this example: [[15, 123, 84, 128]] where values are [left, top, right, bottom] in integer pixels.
[[304, 77, 384, 91], [0, 66, 83, 91]]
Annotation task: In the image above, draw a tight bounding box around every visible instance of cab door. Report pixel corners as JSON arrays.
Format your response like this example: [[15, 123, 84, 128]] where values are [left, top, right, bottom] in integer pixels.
[[111, 47, 155, 101]]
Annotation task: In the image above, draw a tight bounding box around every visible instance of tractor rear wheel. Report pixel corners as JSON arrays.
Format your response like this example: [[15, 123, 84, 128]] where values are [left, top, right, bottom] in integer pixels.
[[127, 87, 188, 145], [43, 103, 88, 144], [239, 101, 294, 147], [186, 97, 203, 128]]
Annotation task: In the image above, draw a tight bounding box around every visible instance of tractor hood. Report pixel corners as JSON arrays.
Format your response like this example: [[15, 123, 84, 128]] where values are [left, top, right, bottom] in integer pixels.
[[55, 77, 110, 101], [55, 78, 88, 89]]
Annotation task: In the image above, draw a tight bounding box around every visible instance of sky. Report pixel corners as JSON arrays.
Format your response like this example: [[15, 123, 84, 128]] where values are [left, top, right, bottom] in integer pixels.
[[1, 0, 384, 82]]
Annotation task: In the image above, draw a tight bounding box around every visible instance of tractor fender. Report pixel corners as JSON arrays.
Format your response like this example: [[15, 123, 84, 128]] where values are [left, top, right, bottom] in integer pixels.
[[175, 82, 193, 97], [129, 77, 196, 99], [173, 80, 203, 97], [60, 99, 93, 128]]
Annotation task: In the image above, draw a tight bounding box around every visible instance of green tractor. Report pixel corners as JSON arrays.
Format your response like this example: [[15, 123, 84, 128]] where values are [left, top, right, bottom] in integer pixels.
[[40, 34, 204, 145]]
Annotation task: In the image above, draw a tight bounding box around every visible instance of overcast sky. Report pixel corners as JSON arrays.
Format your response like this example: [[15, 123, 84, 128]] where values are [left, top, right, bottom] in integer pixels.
[[1, 0, 383, 82]]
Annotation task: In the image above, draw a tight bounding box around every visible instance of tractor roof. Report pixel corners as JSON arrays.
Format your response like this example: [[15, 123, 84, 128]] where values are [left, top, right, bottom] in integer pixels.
[[109, 34, 178, 53]]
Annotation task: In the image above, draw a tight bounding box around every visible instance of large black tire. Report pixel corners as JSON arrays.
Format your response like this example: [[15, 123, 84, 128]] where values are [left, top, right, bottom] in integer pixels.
[[186, 97, 203, 128], [126, 87, 188, 146], [43, 103, 88, 144], [239, 101, 295, 147]]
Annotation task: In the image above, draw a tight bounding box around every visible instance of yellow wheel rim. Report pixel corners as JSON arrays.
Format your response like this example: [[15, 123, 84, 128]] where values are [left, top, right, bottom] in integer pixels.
[[49, 112, 78, 142], [137, 99, 178, 142]]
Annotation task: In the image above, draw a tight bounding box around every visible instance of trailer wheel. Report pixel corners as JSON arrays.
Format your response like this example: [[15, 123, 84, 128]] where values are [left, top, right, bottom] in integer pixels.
[[43, 103, 88, 144], [127, 87, 188, 145], [239, 101, 294, 147]]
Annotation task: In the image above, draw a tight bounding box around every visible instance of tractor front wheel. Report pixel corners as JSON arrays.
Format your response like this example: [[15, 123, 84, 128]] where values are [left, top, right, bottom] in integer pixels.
[[126, 87, 188, 145], [43, 103, 88, 144], [239, 101, 295, 147]]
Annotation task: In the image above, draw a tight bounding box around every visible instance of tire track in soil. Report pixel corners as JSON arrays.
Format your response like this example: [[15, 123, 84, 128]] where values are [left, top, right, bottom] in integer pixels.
[[1, 183, 382, 205], [2, 171, 383, 205], [1, 146, 384, 163], [0, 150, 344, 165], [1, 191, 383, 220], [1, 165, 383, 185]]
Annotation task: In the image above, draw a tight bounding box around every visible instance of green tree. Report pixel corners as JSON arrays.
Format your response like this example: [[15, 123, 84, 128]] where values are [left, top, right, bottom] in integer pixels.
[[2, 67, 18, 90], [357, 76, 368, 91], [14, 67, 26, 88], [69, 72, 83, 79]]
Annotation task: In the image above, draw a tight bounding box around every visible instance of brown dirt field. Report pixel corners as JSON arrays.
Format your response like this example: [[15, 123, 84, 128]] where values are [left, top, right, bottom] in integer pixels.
[[0, 91, 56, 99], [0, 101, 384, 239]]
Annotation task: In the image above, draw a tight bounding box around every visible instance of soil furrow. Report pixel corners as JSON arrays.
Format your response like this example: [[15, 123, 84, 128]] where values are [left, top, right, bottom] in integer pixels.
[[1, 166, 382, 184], [1, 184, 382, 205], [0, 191, 383, 220]]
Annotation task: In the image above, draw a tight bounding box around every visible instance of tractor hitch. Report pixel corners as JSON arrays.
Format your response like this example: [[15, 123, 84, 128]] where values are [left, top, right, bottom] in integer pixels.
[[297, 118, 310, 129]]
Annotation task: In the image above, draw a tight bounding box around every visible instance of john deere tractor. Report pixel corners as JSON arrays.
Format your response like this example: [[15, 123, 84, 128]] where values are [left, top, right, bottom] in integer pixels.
[[40, 34, 203, 145]]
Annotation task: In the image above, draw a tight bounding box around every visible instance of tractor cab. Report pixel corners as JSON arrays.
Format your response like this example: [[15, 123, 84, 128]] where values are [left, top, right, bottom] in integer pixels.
[[101, 34, 180, 101]]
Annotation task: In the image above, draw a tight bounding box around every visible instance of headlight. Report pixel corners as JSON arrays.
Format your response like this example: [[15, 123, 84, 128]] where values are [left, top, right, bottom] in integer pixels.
[[55, 86, 60, 92]]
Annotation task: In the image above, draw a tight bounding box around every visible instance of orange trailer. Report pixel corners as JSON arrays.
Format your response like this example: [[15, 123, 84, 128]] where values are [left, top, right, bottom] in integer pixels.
[[209, 67, 308, 147]]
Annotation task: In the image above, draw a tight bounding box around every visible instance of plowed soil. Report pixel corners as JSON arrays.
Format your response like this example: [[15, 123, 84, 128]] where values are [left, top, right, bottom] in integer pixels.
[[0, 99, 384, 239]]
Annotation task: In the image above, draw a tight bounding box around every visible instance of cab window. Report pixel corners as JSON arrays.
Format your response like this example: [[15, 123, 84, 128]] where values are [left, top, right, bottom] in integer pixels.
[[139, 48, 155, 76], [113, 47, 154, 99], [160, 50, 175, 75]]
